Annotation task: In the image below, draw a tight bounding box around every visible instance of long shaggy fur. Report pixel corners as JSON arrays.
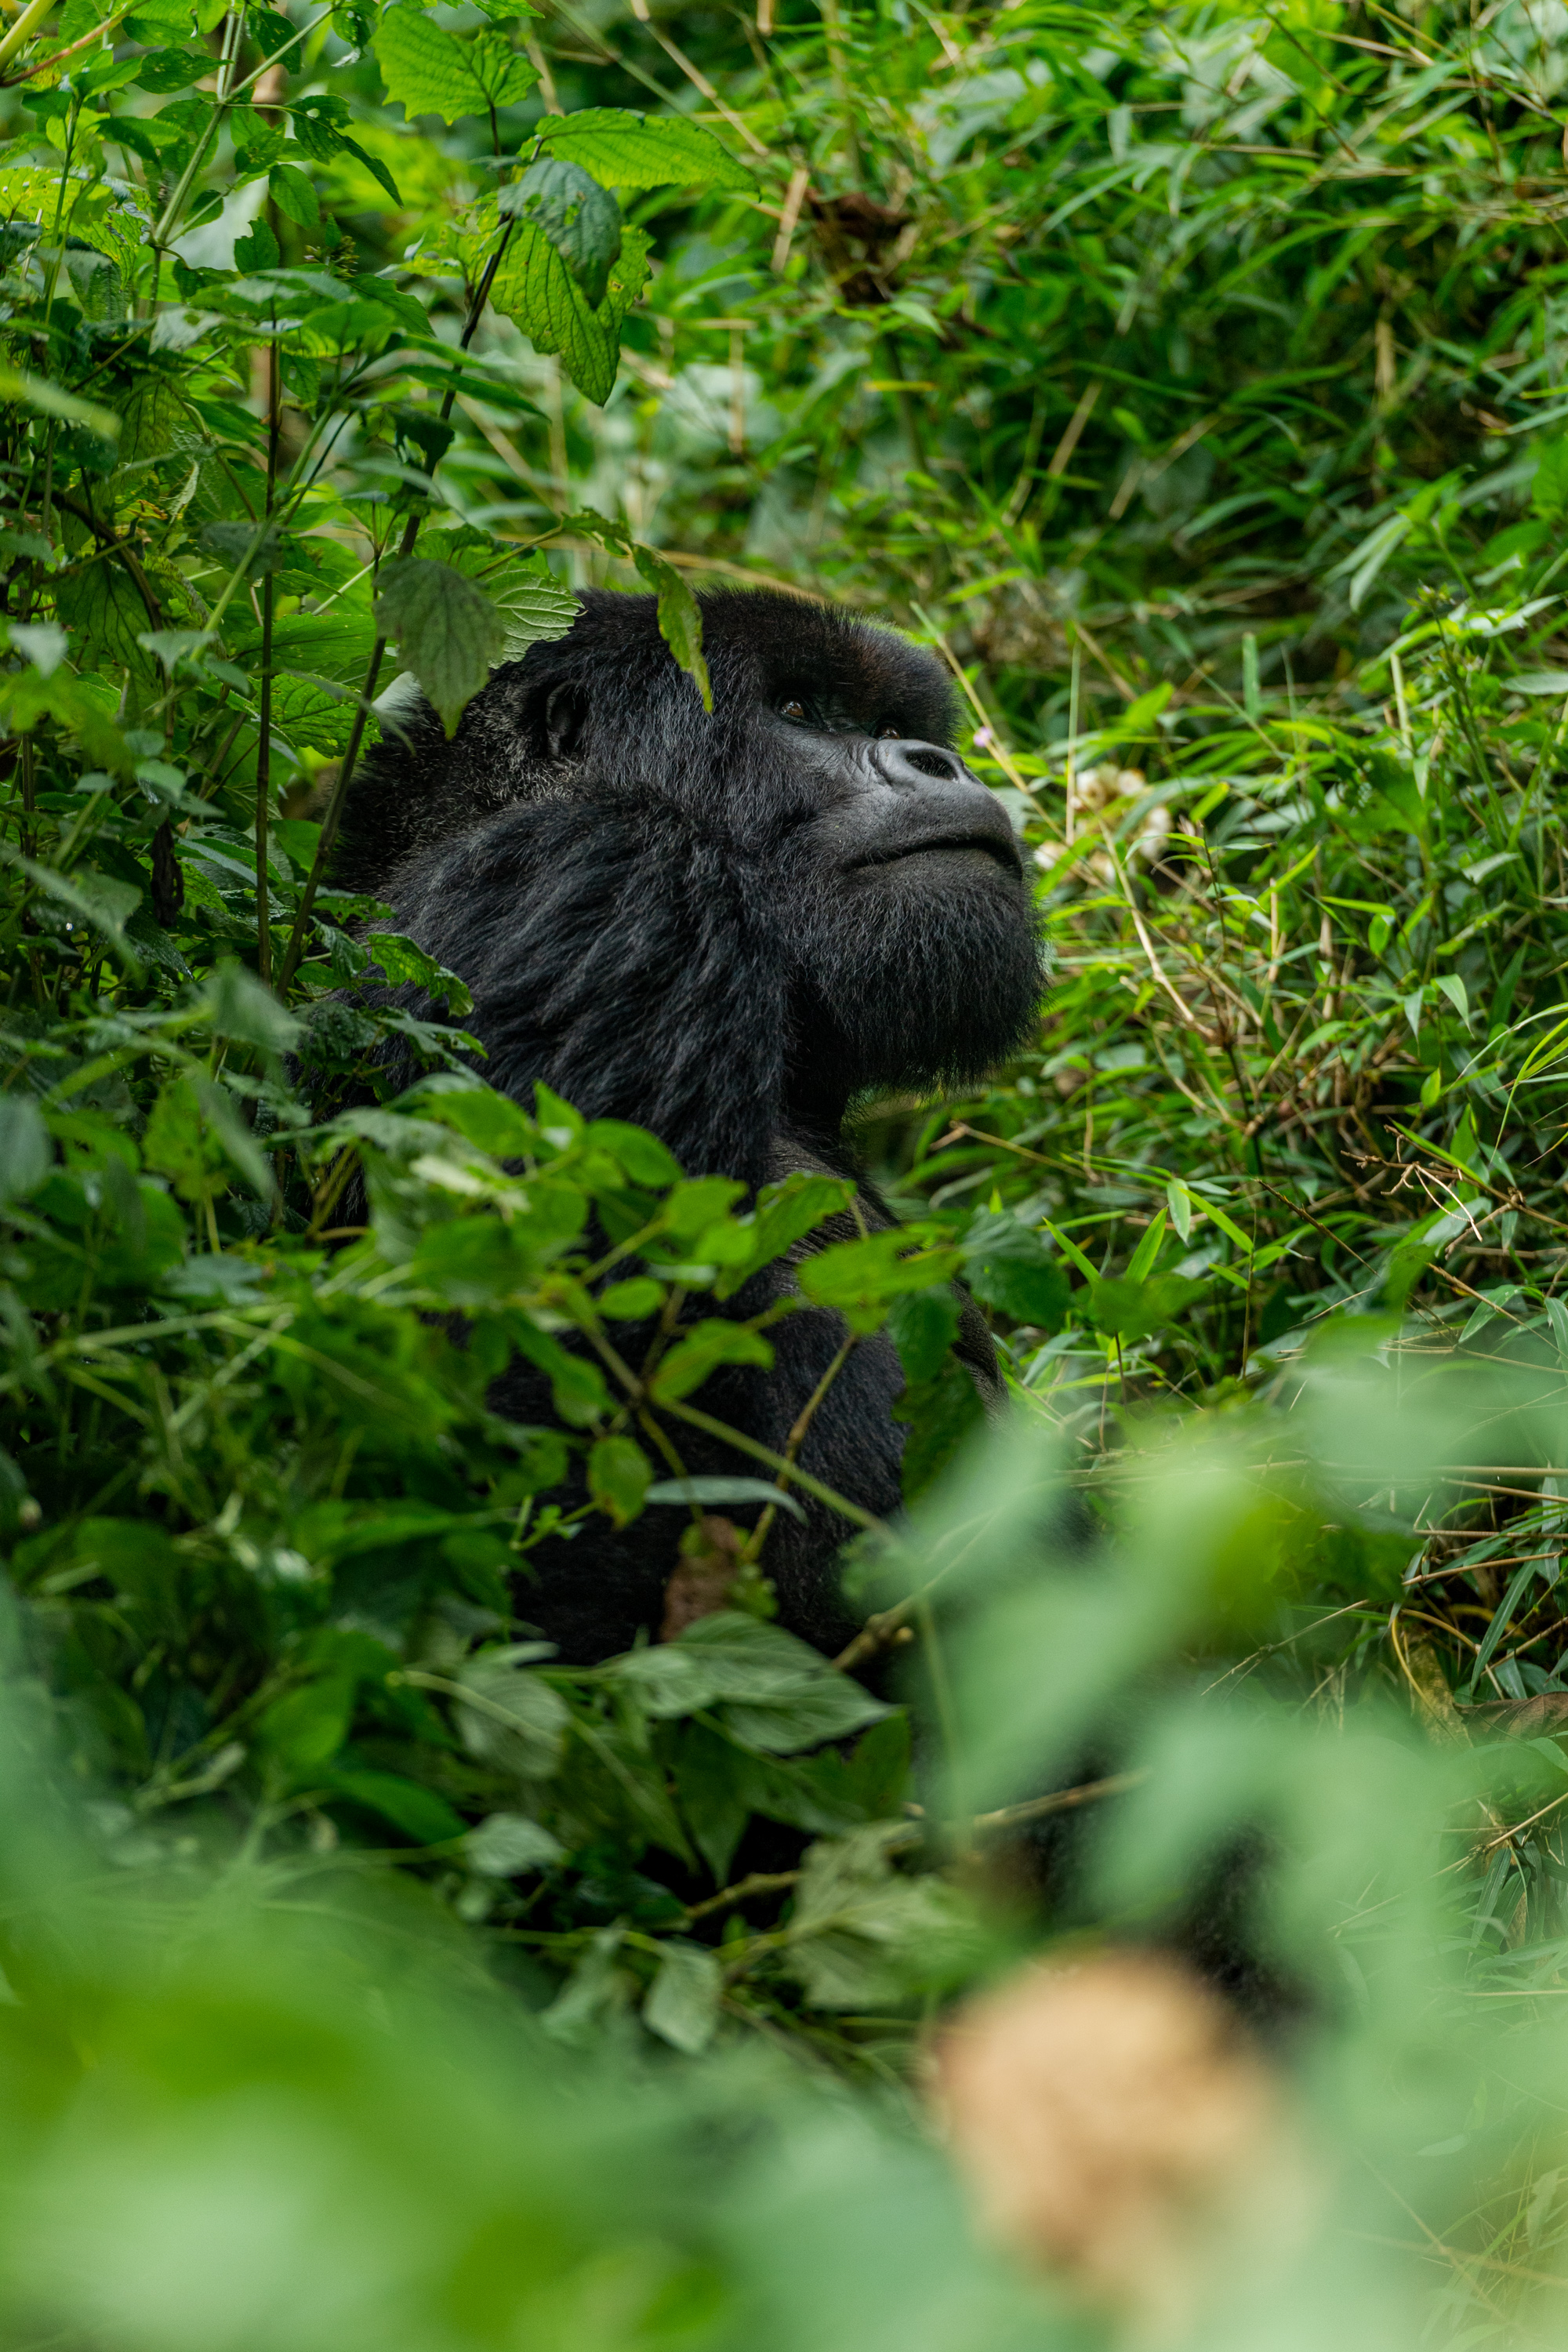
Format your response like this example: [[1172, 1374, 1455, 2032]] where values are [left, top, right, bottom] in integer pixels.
[[332, 588, 1044, 1660]]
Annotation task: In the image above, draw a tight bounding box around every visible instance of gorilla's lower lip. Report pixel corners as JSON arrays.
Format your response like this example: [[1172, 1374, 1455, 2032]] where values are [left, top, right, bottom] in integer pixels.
[[851, 835, 1023, 878]]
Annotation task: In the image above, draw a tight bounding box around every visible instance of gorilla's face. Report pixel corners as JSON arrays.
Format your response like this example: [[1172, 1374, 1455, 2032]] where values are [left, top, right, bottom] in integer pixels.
[[520, 590, 1044, 1118], [757, 673, 1041, 1111]]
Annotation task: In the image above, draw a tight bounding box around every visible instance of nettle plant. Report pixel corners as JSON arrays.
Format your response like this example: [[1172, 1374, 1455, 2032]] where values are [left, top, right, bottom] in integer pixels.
[[0, 0, 751, 1018]]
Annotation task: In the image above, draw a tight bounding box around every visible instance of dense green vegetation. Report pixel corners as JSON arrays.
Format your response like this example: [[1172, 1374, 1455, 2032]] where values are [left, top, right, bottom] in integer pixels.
[[7, 0, 1568, 2339]]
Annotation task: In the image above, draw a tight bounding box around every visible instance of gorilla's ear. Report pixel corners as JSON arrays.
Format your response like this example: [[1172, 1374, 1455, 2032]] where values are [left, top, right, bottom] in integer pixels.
[[544, 681, 589, 761]]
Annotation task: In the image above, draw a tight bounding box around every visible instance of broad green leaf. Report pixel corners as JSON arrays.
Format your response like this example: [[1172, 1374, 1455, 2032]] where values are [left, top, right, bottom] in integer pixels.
[[500, 157, 621, 308], [0, 844, 141, 971], [885, 1287, 960, 1383], [960, 1210, 1069, 1329], [373, 557, 506, 737], [536, 107, 752, 191], [457, 547, 579, 661], [0, 1096, 50, 1203], [643, 1941, 721, 2055], [785, 1825, 978, 2009], [588, 1434, 652, 1527], [267, 161, 319, 227], [456, 1647, 570, 1780], [466, 1813, 564, 1875], [374, 6, 539, 125], [648, 1319, 772, 1403], [362, 931, 474, 1014], [1087, 1271, 1205, 1340], [328, 1769, 466, 1846], [488, 218, 651, 408]]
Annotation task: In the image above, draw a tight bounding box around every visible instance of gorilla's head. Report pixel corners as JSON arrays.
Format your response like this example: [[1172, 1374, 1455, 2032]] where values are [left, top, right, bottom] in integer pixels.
[[337, 587, 1044, 1173]]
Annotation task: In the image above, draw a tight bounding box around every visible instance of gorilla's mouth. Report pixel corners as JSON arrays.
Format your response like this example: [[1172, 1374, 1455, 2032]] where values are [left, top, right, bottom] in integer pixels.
[[851, 833, 1024, 880]]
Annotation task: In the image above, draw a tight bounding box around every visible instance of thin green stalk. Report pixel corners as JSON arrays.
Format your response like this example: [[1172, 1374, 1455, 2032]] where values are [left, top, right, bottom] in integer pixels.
[[255, 321, 280, 986], [276, 218, 517, 995]]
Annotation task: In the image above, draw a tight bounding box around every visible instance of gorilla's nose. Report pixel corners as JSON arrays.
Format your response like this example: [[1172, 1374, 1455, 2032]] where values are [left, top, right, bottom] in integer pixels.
[[873, 738, 971, 790]]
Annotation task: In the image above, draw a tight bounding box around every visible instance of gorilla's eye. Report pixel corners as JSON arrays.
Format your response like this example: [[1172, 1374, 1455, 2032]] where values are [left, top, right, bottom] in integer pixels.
[[877, 723, 902, 739], [779, 695, 808, 722]]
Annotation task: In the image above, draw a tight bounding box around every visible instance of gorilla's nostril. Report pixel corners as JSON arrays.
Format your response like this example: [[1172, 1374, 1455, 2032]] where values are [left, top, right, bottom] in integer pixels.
[[878, 739, 962, 786], [905, 746, 956, 780]]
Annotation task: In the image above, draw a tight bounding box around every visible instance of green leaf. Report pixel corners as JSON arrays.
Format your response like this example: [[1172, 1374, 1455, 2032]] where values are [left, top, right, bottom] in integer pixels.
[[1087, 1271, 1206, 1340], [893, 1357, 985, 1503], [374, 6, 539, 124], [465, 1812, 564, 1875], [0, 844, 141, 971], [131, 43, 208, 88], [536, 107, 752, 191], [451, 546, 579, 661], [960, 1210, 1069, 1328], [267, 161, 319, 227], [232, 217, 281, 273], [615, 1613, 889, 1753], [456, 1646, 570, 1780], [328, 1769, 466, 1846], [588, 1434, 652, 1528], [797, 1232, 959, 1335], [488, 218, 651, 408], [500, 157, 621, 309], [632, 546, 711, 713], [644, 1475, 805, 1523], [201, 517, 284, 578], [643, 1941, 721, 2055], [648, 1319, 772, 1403], [884, 1287, 960, 1383], [246, 2, 297, 55], [596, 1276, 665, 1319], [362, 930, 474, 1014], [0, 1095, 50, 1203], [784, 1824, 978, 2009], [373, 557, 506, 737]]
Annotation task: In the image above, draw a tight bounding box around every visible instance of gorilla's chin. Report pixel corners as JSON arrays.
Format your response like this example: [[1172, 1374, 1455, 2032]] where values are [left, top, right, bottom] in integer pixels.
[[799, 866, 1044, 1104]]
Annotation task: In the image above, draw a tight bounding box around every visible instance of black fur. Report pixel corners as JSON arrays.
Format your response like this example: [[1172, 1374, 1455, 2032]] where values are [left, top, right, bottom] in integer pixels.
[[332, 588, 1044, 1661]]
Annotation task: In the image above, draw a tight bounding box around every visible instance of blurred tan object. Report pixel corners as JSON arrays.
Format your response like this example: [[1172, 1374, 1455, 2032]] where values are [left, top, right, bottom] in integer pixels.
[[935, 1949, 1308, 2344], [1068, 767, 1171, 879]]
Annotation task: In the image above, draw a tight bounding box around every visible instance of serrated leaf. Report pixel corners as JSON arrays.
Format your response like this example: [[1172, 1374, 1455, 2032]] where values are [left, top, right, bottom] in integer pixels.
[[488, 217, 650, 408], [643, 1941, 721, 2054], [536, 106, 752, 191], [785, 1824, 978, 2009], [500, 157, 621, 307], [374, 6, 539, 125], [466, 548, 578, 659], [373, 557, 506, 737], [632, 546, 711, 713], [201, 518, 283, 578]]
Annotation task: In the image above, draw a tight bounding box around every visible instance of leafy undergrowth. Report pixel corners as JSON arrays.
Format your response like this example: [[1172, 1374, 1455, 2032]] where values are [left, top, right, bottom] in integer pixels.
[[5, 0, 1568, 2336]]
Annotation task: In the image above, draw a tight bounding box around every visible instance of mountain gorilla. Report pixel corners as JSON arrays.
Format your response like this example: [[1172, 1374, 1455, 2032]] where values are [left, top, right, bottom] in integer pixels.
[[331, 589, 1044, 1663]]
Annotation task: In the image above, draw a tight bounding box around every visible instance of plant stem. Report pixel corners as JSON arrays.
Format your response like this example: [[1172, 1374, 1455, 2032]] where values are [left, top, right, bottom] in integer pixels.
[[275, 220, 517, 994], [739, 1333, 855, 1564], [255, 318, 280, 986]]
